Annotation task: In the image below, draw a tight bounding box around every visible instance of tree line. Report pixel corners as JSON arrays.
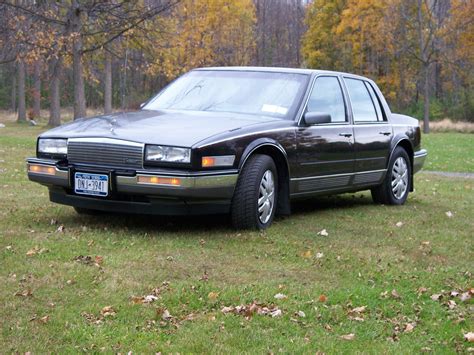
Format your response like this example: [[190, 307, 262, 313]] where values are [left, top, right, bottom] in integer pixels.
[[0, 0, 472, 133]]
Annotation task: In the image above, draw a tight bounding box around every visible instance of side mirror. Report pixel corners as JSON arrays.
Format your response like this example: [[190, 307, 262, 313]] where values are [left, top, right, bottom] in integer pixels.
[[303, 112, 332, 125]]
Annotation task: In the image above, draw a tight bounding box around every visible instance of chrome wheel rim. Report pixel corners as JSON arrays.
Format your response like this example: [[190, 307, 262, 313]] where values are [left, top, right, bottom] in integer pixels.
[[258, 170, 275, 224], [391, 157, 408, 199]]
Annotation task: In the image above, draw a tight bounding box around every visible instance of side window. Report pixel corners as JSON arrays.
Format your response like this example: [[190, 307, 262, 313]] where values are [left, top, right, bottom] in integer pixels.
[[344, 78, 378, 122], [365, 82, 385, 121], [307, 76, 347, 123]]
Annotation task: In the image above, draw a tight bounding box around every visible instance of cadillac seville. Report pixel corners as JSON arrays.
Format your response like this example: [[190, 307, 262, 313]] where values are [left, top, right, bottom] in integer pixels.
[[27, 67, 427, 229]]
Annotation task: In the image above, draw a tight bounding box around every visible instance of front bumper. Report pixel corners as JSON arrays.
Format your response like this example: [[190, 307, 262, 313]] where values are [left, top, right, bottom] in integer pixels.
[[413, 149, 427, 174], [27, 158, 238, 215]]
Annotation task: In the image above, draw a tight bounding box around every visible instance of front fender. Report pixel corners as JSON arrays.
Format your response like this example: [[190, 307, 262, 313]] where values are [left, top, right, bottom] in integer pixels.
[[239, 138, 288, 170]]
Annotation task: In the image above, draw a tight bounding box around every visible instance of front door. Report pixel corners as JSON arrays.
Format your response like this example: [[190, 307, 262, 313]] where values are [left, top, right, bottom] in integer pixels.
[[294, 75, 355, 194]]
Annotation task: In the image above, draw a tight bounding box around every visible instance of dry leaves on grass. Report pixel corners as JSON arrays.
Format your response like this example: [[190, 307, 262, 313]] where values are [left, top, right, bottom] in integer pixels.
[[340, 333, 355, 341], [348, 305, 367, 322], [26, 246, 48, 257], [130, 282, 171, 305], [82, 306, 117, 325], [430, 288, 473, 304], [221, 301, 282, 320], [15, 288, 33, 297], [317, 229, 329, 237], [274, 293, 287, 300], [319, 294, 328, 303]]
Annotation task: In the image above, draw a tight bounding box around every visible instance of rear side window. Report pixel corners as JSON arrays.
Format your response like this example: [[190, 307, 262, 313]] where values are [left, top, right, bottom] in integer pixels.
[[307, 76, 347, 123], [365, 82, 385, 121], [344, 78, 378, 122]]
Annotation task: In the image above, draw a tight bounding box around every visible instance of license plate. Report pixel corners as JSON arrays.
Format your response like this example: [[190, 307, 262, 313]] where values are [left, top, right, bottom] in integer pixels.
[[74, 172, 109, 197]]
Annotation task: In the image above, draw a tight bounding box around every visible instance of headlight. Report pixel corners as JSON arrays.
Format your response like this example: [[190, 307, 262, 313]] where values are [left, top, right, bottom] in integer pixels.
[[38, 138, 68, 155], [145, 145, 191, 163]]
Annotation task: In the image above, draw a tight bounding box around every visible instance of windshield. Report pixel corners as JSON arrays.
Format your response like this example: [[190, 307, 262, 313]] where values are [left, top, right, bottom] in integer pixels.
[[144, 70, 309, 119]]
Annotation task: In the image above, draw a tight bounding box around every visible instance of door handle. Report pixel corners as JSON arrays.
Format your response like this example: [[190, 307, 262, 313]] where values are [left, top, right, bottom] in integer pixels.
[[339, 133, 353, 138], [379, 131, 391, 136]]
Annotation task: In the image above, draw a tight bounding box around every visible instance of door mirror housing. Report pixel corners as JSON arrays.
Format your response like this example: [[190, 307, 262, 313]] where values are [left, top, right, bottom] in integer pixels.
[[303, 112, 332, 125]]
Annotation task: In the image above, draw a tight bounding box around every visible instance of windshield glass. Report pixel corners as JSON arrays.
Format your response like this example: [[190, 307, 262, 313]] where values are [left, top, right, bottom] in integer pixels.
[[144, 70, 309, 119]]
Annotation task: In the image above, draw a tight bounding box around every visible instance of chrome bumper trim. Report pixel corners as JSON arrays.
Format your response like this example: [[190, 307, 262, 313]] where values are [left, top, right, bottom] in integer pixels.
[[26, 158, 238, 198], [413, 149, 427, 174]]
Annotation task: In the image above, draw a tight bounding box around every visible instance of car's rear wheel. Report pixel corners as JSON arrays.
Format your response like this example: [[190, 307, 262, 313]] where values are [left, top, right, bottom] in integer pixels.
[[371, 146, 411, 205], [231, 154, 278, 230]]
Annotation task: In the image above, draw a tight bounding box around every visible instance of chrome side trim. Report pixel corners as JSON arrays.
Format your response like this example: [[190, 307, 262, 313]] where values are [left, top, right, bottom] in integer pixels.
[[290, 169, 387, 182]]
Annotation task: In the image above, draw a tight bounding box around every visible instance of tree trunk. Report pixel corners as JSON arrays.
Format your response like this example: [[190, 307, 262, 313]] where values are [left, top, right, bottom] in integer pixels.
[[70, 1, 86, 120], [48, 57, 62, 127], [423, 62, 430, 134], [33, 60, 41, 118], [11, 64, 16, 112], [17, 60, 26, 122], [104, 49, 112, 114]]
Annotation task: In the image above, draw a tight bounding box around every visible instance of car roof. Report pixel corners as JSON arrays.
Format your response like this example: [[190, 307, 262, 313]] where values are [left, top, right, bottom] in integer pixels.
[[194, 66, 371, 81]]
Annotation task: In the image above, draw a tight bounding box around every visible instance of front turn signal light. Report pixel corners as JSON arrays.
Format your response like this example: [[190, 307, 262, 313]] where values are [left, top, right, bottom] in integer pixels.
[[202, 155, 235, 168], [137, 175, 181, 186], [28, 164, 56, 176]]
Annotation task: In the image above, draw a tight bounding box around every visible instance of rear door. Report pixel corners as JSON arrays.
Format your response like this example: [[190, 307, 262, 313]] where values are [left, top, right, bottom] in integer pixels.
[[294, 75, 355, 194], [343, 77, 392, 185]]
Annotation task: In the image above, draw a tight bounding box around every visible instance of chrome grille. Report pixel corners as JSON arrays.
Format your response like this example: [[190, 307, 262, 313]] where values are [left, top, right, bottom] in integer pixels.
[[67, 138, 143, 169]]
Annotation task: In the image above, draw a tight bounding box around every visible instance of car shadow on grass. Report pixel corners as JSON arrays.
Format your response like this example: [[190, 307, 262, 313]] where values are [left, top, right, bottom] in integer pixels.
[[55, 193, 378, 234]]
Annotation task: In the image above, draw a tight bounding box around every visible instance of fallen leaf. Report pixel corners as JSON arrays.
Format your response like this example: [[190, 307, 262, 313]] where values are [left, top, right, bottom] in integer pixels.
[[161, 309, 172, 321], [318, 294, 327, 303], [208, 291, 219, 301], [447, 300, 457, 309], [395, 221, 403, 228], [301, 250, 312, 259], [350, 306, 367, 314], [66, 279, 75, 285], [56, 225, 65, 233], [464, 332, 474, 342], [94, 255, 104, 265], [450, 290, 459, 297], [50, 219, 57, 225], [39, 315, 49, 324], [340, 333, 355, 341], [274, 293, 287, 300], [391, 289, 401, 299], [445, 211, 453, 218], [316, 252, 324, 259], [417, 287, 428, 294], [15, 288, 32, 297], [221, 306, 234, 314], [431, 293, 442, 301], [460, 292, 472, 302], [404, 323, 415, 333], [270, 309, 282, 317], [317, 229, 329, 237], [100, 306, 116, 317], [297, 310, 306, 318]]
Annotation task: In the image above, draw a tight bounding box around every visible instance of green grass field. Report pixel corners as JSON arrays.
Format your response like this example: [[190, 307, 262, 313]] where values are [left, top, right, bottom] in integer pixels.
[[1, 122, 473, 353]]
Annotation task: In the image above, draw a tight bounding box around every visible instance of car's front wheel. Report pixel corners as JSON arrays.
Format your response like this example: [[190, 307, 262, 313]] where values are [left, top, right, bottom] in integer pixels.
[[371, 146, 411, 205], [231, 154, 278, 230]]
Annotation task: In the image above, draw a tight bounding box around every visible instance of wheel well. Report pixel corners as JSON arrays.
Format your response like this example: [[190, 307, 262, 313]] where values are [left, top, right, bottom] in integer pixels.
[[395, 139, 414, 170], [394, 139, 414, 192], [242, 145, 291, 215]]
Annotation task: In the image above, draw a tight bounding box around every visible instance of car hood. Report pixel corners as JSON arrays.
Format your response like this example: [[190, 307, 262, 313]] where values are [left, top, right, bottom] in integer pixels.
[[40, 110, 281, 147]]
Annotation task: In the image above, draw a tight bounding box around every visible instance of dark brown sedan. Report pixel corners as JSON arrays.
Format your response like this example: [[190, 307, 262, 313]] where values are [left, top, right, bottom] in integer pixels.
[[27, 67, 427, 229]]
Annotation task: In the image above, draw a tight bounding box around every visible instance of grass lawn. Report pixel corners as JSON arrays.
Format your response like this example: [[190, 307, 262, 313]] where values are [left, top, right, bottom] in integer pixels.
[[422, 132, 474, 172], [1, 121, 473, 353]]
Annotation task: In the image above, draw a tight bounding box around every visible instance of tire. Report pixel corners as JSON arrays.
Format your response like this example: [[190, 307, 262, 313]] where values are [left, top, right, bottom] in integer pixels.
[[371, 147, 411, 205], [231, 154, 278, 230]]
